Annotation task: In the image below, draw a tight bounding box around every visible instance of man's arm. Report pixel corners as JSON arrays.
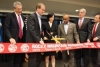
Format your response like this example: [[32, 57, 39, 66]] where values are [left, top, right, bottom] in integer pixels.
[[4, 14, 12, 39], [73, 24, 80, 43], [27, 14, 40, 42], [87, 20, 92, 40], [4, 14, 16, 44]]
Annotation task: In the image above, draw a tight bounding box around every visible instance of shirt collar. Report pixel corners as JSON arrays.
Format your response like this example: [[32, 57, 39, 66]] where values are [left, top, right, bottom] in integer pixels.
[[36, 11, 41, 18], [15, 12, 21, 18], [49, 21, 52, 24], [63, 21, 69, 25], [95, 22, 99, 25], [79, 17, 84, 20], [15, 12, 18, 16]]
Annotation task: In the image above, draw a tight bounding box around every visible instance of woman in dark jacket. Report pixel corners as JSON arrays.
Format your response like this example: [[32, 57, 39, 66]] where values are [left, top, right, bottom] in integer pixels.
[[42, 13, 57, 67]]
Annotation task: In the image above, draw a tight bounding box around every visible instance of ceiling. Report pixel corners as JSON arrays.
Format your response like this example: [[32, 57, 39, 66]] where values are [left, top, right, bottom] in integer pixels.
[[0, 0, 100, 18]]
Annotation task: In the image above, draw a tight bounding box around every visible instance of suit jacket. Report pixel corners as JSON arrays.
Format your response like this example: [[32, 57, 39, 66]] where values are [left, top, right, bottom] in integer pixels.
[[4, 12, 26, 42], [26, 12, 41, 42], [92, 23, 100, 42], [58, 22, 79, 43], [74, 18, 92, 42], [91, 22, 100, 62], [42, 22, 57, 40]]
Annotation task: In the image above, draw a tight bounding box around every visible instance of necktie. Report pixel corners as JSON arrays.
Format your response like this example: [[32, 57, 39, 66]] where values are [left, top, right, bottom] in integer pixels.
[[18, 16, 22, 39], [79, 19, 82, 28], [92, 24, 97, 38]]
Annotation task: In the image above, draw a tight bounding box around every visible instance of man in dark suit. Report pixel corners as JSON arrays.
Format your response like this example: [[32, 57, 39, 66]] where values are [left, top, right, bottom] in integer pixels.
[[90, 14, 100, 67], [58, 14, 80, 67], [4, 1, 26, 67], [74, 8, 92, 67], [25, 3, 45, 67]]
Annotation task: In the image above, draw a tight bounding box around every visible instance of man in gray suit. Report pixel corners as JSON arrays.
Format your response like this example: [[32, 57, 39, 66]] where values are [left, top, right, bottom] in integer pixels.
[[58, 14, 80, 67]]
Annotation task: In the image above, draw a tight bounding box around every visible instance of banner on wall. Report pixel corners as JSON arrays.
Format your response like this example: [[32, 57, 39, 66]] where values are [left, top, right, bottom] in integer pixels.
[[0, 42, 100, 53]]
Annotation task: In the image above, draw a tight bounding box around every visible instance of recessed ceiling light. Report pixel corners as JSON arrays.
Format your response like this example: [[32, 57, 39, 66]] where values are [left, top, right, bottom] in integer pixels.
[[75, 10, 79, 12]]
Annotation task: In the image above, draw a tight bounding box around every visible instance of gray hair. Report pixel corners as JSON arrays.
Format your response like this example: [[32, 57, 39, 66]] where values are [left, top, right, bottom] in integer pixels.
[[79, 8, 86, 14], [13, 1, 22, 8]]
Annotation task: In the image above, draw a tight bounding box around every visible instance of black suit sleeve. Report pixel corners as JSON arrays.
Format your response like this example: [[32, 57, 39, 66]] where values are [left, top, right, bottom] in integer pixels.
[[27, 14, 40, 42], [4, 14, 12, 40], [53, 23, 58, 36]]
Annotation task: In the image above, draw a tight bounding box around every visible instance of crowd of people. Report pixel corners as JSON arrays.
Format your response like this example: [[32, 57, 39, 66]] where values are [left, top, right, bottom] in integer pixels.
[[0, 1, 100, 67]]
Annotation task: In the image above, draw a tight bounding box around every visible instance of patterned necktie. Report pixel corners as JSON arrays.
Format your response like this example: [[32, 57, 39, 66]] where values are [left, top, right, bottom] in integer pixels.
[[92, 24, 96, 38], [79, 19, 82, 28], [18, 16, 22, 39]]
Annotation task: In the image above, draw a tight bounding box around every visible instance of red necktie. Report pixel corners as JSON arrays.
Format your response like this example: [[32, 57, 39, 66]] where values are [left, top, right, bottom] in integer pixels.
[[18, 16, 22, 39], [92, 24, 96, 38], [79, 19, 82, 28]]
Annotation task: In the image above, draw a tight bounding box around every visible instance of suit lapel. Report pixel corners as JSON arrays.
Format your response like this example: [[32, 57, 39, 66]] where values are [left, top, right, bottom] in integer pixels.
[[75, 19, 79, 29], [77, 18, 86, 29], [12, 12, 19, 27], [81, 18, 87, 28], [67, 22, 71, 35], [50, 22, 54, 29], [34, 12, 40, 30], [76, 19, 79, 27], [21, 14, 25, 25], [95, 23, 100, 34], [47, 22, 51, 29], [61, 23, 66, 35]]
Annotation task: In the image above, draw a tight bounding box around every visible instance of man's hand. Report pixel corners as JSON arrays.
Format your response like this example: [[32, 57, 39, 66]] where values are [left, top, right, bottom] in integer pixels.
[[39, 40, 44, 45], [93, 37, 98, 41], [87, 39, 90, 43], [9, 38, 16, 45], [56, 41, 60, 44], [44, 37, 48, 40], [25, 53, 29, 59], [77, 41, 80, 44], [50, 32, 53, 35]]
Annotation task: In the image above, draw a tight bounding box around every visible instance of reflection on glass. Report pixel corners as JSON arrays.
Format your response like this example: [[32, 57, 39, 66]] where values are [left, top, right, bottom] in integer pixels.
[[0, 19, 2, 42]]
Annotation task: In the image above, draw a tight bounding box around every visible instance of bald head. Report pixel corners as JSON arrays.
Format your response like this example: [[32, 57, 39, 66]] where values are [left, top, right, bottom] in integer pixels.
[[63, 14, 69, 18], [62, 14, 70, 24]]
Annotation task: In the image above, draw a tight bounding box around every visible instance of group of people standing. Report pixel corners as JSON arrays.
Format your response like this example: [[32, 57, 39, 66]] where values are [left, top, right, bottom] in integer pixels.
[[2, 1, 100, 67]]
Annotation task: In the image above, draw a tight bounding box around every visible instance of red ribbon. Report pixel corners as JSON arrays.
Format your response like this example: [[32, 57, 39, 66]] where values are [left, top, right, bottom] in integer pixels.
[[0, 42, 99, 53]]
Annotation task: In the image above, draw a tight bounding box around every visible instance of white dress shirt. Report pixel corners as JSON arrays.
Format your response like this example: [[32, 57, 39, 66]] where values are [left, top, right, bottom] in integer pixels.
[[64, 22, 69, 34], [78, 17, 84, 26], [92, 22, 99, 35], [36, 12, 42, 31], [48, 22, 52, 28]]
